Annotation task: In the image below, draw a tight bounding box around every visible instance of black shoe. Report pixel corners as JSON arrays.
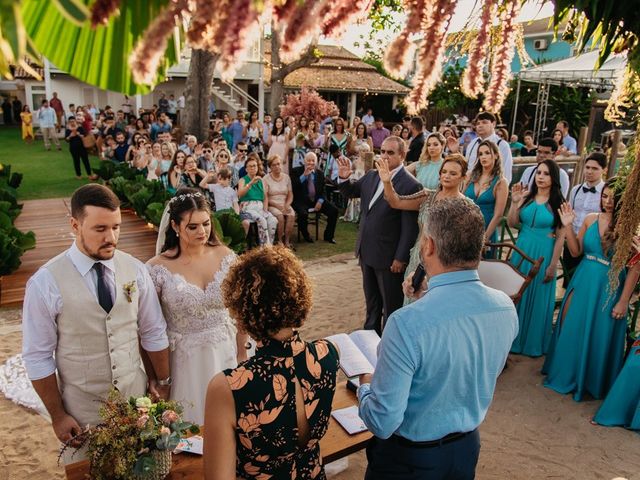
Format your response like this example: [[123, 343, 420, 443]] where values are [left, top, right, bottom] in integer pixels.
[[325, 238, 337, 244]]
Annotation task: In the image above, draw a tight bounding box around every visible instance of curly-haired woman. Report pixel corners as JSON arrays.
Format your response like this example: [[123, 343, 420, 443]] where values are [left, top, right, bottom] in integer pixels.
[[204, 246, 339, 480]]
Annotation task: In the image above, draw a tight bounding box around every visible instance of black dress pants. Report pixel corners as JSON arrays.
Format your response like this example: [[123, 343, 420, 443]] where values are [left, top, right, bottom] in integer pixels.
[[361, 262, 404, 335], [70, 148, 91, 176], [294, 200, 338, 241]]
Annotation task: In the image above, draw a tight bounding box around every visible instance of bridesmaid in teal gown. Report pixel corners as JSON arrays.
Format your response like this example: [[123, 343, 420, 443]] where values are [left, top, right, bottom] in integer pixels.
[[463, 140, 509, 246], [406, 132, 445, 190], [543, 180, 640, 400], [507, 160, 565, 357], [594, 236, 640, 428]]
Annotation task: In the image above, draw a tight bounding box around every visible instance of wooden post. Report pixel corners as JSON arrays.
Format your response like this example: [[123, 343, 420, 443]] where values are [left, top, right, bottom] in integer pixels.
[[607, 129, 622, 178], [577, 126, 588, 155]]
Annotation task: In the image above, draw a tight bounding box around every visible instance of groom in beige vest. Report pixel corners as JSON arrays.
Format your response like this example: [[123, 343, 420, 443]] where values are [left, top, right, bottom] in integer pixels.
[[22, 184, 170, 461]]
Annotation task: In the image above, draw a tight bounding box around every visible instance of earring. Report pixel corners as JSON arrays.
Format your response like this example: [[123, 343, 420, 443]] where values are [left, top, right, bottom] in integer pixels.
[[175, 231, 179, 237]]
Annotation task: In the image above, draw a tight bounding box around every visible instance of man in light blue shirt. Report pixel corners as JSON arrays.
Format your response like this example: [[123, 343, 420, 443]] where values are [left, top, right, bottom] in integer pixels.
[[556, 120, 577, 154], [358, 197, 518, 480], [37, 99, 61, 151]]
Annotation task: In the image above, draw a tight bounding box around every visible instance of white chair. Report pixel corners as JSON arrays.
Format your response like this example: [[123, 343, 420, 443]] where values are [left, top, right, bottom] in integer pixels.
[[478, 243, 542, 305]]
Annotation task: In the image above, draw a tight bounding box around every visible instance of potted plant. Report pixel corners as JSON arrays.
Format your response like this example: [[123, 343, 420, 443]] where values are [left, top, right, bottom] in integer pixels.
[[63, 390, 199, 479]]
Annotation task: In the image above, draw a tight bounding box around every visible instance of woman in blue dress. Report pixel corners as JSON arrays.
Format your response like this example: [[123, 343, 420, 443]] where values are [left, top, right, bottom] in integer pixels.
[[463, 140, 509, 249], [507, 159, 565, 357], [406, 132, 445, 190], [543, 179, 640, 400], [594, 236, 640, 428]]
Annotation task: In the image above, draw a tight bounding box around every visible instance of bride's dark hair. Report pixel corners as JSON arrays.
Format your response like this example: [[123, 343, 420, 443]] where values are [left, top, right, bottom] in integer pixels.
[[161, 187, 220, 258]]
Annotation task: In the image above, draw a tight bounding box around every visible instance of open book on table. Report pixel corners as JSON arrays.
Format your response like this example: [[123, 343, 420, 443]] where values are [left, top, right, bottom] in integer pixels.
[[326, 330, 380, 379]]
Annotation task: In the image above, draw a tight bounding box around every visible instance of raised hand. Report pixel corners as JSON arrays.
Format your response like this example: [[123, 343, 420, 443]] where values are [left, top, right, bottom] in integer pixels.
[[558, 202, 576, 228], [337, 156, 352, 180], [446, 135, 459, 153], [376, 157, 392, 183], [511, 183, 528, 205]]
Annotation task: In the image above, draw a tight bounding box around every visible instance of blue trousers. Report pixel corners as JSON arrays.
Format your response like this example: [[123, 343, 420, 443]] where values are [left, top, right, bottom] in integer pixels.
[[364, 430, 481, 480]]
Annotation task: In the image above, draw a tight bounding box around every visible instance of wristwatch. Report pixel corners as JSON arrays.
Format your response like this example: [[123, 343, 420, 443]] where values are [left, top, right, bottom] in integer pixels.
[[157, 376, 172, 387]]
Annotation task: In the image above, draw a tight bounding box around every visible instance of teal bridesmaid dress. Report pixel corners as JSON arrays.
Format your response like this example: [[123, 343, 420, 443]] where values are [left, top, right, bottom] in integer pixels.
[[594, 339, 640, 429], [510, 201, 557, 357], [543, 219, 627, 400], [464, 176, 499, 243]]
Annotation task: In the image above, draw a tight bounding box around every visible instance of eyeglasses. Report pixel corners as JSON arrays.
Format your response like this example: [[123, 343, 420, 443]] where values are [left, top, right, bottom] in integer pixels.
[[380, 149, 397, 155], [203, 149, 213, 153], [237, 149, 248, 153]]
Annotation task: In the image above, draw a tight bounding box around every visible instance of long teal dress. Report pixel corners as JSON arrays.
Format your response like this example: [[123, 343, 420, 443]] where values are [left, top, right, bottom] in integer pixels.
[[510, 201, 557, 357], [594, 339, 640, 429], [414, 160, 442, 190], [542, 219, 627, 401], [464, 176, 499, 243]]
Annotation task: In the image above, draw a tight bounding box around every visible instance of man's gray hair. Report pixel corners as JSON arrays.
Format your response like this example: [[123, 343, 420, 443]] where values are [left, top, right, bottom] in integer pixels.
[[422, 197, 485, 268], [384, 135, 406, 157]]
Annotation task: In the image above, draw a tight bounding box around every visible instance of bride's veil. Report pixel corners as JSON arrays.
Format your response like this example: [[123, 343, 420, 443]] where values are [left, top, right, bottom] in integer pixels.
[[156, 203, 171, 255]]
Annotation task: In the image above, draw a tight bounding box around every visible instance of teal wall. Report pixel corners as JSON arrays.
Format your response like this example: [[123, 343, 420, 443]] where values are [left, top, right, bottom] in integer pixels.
[[512, 36, 574, 72]]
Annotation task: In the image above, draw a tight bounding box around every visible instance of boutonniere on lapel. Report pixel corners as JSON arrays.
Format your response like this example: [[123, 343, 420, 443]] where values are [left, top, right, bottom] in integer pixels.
[[122, 281, 137, 303]]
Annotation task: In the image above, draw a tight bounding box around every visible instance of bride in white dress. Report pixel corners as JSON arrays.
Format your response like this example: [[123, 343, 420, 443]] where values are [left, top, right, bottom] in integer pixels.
[[147, 188, 247, 425]]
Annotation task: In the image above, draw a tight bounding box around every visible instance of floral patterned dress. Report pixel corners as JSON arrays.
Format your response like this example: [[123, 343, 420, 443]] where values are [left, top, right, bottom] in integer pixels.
[[223, 331, 339, 479]]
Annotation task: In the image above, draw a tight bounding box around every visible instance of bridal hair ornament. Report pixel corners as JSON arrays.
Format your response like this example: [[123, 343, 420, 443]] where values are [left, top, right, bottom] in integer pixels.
[[169, 191, 203, 205]]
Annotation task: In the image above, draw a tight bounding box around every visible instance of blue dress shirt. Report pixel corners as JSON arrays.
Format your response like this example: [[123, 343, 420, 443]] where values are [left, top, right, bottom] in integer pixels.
[[358, 269, 518, 441], [562, 134, 577, 154]]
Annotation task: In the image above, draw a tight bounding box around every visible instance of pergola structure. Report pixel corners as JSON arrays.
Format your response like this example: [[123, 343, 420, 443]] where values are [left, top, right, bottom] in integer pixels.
[[511, 50, 627, 141]]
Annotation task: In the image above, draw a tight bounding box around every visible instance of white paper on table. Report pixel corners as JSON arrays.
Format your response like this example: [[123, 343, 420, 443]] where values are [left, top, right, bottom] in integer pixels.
[[175, 435, 203, 455], [331, 405, 368, 435]]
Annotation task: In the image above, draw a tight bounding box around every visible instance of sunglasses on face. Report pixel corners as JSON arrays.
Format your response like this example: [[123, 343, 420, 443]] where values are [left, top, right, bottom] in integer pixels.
[[238, 149, 248, 153], [203, 149, 213, 153]]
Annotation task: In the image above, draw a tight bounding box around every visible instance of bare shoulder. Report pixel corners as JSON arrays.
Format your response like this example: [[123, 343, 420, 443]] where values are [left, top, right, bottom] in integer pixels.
[[209, 244, 234, 260], [583, 212, 599, 227]]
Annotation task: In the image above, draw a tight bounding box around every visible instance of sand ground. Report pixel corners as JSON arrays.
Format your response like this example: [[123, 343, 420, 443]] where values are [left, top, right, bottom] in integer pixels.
[[1, 255, 639, 479]]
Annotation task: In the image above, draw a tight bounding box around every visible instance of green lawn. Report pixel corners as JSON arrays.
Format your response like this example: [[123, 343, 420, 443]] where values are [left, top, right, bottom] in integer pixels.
[[1, 125, 359, 261], [0, 126, 102, 200]]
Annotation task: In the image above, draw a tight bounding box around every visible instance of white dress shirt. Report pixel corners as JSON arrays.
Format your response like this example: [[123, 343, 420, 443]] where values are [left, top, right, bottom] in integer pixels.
[[568, 180, 604, 233], [465, 133, 513, 183], [22, 242, 168, 380], [520, 164, 570, 199]]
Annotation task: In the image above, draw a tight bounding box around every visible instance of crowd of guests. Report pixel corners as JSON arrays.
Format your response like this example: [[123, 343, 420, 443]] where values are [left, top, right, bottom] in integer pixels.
[[14, 92, 640, 478]]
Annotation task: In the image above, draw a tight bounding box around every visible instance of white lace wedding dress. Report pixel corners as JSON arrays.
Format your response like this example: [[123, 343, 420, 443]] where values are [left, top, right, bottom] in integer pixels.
[[147, 252, 238, 426]]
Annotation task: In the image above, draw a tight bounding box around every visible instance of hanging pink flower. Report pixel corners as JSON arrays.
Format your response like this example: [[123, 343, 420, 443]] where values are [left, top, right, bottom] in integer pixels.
[[272, 0, 298, 24], [383, 0, 430, 78], [129, 1, 187, 85], [321, 0, 375, 38], [280, 0, 328, 62], [90, 0, 121, 27], [187, 0, 231, 52], [406, 0, 458, 114], [460, 0, 496, 98], [218, 0, 261, 81], [483, 0, 521, 113]]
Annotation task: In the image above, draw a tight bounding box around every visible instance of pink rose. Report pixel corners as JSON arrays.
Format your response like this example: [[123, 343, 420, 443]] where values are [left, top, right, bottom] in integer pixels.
[[161, 410, 180, 426], [137, 414, 150, 429]]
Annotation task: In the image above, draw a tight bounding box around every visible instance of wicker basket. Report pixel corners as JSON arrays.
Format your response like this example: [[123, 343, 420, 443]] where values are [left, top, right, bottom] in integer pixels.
[[134, 450, 172, 480]]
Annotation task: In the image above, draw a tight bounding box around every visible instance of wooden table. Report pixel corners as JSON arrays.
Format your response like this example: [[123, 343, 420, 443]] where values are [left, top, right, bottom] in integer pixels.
[[65, 382, 371, 479]]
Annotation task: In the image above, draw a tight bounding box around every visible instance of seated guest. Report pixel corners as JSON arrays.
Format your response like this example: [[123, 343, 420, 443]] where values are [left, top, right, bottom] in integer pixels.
[[179, 134, 198, 155], [519, 137, 570, 198], [214, 147, 239, 188], [237, 153, 278, 245], [200, 168, 240, 214], [178, 154, 207, 190], [264, 155, 296, 248], [358, 198, 518, 479], [197, 141, 216, 172], [204, 246, 339, 480], [292, 152, 338, 244], [233, 142, 249, 179], [113, 131, 129, 163], [543, 180, 640, 401]]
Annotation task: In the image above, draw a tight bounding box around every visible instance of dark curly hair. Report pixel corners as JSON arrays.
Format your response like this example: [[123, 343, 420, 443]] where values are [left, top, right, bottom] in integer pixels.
[[161, 187, 220, 258], [221, 246, 313, 341]]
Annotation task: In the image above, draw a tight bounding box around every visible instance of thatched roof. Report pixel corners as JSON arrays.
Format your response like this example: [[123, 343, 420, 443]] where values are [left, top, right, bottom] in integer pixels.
[[264, 44, 410, 95]]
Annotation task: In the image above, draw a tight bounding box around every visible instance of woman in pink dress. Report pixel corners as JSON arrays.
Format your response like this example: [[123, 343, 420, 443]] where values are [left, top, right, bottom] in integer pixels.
[[267, 116, 290, 172]]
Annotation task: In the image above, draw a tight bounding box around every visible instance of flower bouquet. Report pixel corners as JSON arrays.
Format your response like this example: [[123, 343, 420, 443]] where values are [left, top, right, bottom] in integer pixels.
[[63, 389, 199, 479]]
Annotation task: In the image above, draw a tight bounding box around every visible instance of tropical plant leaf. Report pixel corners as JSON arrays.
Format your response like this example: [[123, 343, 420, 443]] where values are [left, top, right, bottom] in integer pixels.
[[51, 0, 90, 26], [22, 0, 182, 95]]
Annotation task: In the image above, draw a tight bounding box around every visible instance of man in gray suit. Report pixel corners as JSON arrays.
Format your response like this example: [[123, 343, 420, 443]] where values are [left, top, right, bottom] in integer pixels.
[[337, 136, 422, 333]]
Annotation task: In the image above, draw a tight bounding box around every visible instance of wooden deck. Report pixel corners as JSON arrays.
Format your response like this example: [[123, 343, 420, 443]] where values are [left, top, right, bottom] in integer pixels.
[[1, 198, 158, 307]]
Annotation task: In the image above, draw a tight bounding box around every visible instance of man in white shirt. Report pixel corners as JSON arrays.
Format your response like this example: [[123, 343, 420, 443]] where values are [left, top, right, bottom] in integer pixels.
[[362, 108, 375, 129], [562, 152, 607, 285], [37, 99, 61, 151], [448, 112, 513, 183], [556, 120, 577, 155], [519, 138, 570, 198], [22, 184, 170, 460]]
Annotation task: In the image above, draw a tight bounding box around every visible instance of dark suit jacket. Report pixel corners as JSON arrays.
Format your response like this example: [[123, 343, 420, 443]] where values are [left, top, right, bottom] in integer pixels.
[[338, 167, 422, 270], [291, 167, 328, 207], [405, 132, 425, 164]]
